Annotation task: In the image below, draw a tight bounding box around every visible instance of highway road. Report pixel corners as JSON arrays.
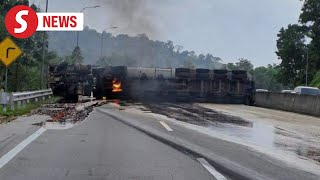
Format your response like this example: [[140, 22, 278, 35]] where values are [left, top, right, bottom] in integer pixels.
[[0, 110, 217, 180], [0, 103, 319, 180]]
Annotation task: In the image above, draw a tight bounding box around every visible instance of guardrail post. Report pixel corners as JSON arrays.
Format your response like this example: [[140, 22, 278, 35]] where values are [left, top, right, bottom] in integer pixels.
[[22, 100, 26, 108], [0, 92, 7, 112], [1, 104, 6, 113], [17, 100, 21, 108], [10, 93, 14, 111]]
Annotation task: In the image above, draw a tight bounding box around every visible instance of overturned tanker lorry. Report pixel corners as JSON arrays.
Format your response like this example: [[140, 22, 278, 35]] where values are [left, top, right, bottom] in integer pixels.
[[49, 64, 255, 104]]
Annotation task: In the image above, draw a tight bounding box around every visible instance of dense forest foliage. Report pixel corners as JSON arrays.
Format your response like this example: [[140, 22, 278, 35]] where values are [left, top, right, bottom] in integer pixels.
[[48, 28, 224, 69], [276, 0, 320, 88], [0, 0, 54, 91]]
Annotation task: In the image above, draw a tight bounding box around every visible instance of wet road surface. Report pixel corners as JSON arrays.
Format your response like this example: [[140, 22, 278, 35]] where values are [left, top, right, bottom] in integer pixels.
[[101, 102, 320, 179], [142, 102, 320, 164], [199, 103, 320, 164]]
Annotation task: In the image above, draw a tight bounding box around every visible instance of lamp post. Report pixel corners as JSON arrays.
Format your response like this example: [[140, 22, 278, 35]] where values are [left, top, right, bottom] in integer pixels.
[[101, 26, 117, 57], [306, 45, 309, 86], [76, 5, 100, 47], [304, 36, 312, 87], [40, 0, 49, 89]]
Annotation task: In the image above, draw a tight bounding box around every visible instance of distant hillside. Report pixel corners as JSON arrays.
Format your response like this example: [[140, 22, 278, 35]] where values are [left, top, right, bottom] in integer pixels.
[[48, 26, 223, 68]]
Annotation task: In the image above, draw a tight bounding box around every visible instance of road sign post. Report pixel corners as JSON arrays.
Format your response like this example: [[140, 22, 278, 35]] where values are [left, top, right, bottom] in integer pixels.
[[5, 68, 8, 92]]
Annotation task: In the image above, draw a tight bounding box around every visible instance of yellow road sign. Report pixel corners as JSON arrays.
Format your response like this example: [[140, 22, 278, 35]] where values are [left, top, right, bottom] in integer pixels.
[[0, 37, 23, 67]]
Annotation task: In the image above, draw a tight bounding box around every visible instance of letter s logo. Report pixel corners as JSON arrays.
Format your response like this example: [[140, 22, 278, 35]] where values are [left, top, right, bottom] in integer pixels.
[[5, 5, 38, 39], [15, 10, 29, 34]]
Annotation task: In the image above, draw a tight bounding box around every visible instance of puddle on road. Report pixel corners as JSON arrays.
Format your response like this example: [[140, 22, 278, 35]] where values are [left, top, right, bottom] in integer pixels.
[[208, 122, 275, 149], [206, 122, 320, 163]]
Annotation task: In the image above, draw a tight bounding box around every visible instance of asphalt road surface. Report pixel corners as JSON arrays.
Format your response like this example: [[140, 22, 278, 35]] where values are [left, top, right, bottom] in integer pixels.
[[0, 110, 216, 180], [97, 104, 320, 180]]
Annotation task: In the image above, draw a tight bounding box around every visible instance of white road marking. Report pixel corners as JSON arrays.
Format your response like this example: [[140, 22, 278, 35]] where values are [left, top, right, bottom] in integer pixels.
[[159, 121, 173, 131], [197, 158, 227, 180], [0, 127, 46, 169]]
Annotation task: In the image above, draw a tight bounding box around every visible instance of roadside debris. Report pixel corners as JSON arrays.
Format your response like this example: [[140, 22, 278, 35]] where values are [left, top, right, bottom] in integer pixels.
[[0, 116, 16, 124], [33, 101, 100, 124]]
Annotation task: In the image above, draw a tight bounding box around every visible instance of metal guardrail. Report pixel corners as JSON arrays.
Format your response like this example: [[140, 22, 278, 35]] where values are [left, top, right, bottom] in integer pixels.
[[0, 89, 53, 111]]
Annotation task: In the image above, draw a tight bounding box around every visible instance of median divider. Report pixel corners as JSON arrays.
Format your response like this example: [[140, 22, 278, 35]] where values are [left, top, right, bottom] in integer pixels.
[[96, 108, 267, 180]]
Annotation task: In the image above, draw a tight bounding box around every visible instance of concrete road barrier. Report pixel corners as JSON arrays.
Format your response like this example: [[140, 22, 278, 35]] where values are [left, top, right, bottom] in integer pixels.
[[255, 92, 320, 117]]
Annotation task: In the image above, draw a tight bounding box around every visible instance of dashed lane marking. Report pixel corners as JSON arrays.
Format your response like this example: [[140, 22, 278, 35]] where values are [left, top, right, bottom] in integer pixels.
[[159, 121, 173, 132], [0, 127, 46, 168], [197, 158, 227, 180]]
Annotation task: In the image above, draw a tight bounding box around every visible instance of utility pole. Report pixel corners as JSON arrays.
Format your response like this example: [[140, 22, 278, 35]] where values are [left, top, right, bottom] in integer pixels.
[[306, 45, 309, 86], [76, 6, 100, 48], [101, 26, 117, 58], [40, 0, 49, 89]]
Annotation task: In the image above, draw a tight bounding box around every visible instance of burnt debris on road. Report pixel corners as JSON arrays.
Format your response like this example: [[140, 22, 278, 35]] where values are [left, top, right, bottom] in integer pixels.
[[31, 101, 101, 126], [143, 102, 252, 127]]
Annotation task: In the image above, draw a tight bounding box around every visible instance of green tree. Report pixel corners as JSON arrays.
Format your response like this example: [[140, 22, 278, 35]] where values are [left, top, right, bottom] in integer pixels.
[[47, 51, 63, 65], [236, 58, 254, 73], [310, 71, 320, 88], [254, 64, 283, 91], [276, 24, 306, 86], [0, 0, 51, 91], [275, 0, 320, 87], [300, 0, 320, 81], [70, 46, 84, 64], [225, 59, 254, 73]]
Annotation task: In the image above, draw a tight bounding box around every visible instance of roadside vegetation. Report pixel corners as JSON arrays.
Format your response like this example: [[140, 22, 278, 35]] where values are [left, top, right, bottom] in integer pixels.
[[276, 0, 320, 88], [0, 96, 60, 117], [0, 0, 58, 92]]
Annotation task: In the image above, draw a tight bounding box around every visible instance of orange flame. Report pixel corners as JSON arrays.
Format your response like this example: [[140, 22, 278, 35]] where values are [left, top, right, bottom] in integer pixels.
[[112, 78, 123, 93]]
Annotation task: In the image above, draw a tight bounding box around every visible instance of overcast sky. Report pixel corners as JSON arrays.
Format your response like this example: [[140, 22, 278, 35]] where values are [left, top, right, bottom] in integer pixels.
[[32, 0, 303, 67]]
